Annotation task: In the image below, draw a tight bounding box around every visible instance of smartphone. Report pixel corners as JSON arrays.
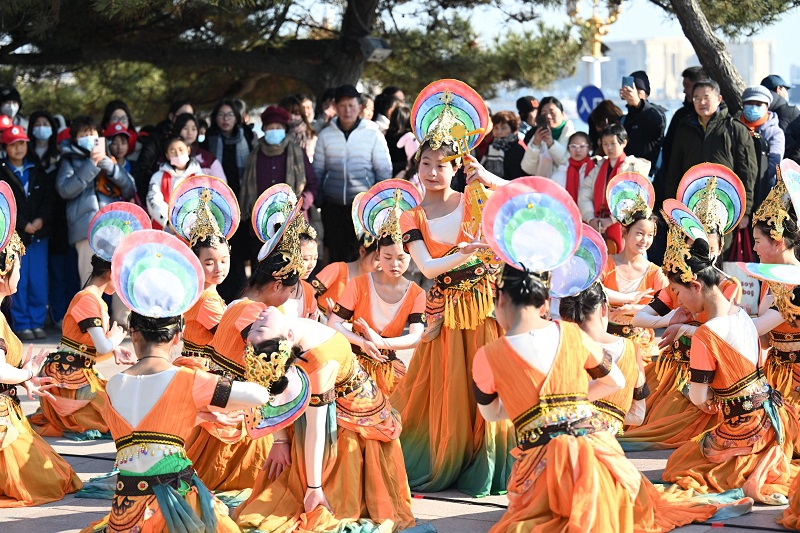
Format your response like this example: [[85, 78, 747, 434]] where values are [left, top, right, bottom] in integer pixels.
[[92, 136, 106, 158], [535, 114, 549, 131], [621, 76, 635, 89]]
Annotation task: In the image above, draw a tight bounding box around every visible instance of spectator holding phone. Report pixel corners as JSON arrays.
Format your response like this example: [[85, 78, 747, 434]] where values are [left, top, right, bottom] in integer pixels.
[[618, 71, 666, 176], [521, 96, 575, 179], [56, 116, 136, 284]]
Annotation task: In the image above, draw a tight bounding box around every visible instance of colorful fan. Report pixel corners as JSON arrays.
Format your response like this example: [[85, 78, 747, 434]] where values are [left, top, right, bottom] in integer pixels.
[[483, 177, 582, 272], [257, 197, 303, 261], [112, 230, 204, 318], [550, 224, 608, 298], [359, 179, 423, 239], [252, 184, 297, 243], [780, 159, 800, 216], [169, 175, 240, 243], [245, 366, 311, 439], [0, 181, 17, 252], [734, 262, 800, 286], [88, 203, 151, 262], [677, 163, 745, 235], [411, 79, 489, 153], [662, 199, 708, 242], [351, 192, 367, 237], [605, 172, 654, 225]]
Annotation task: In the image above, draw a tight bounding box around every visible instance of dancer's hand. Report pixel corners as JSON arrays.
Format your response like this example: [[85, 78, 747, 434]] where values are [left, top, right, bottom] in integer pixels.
[[263, 441, 292, 480], [458, 229, 487, 256], [22, 346, 49, 377], [23, 376, 56, 401], [361, 340, 386, 362], [325, 298, 336, 320], [628, 288, 654, 304], [113, 346, 137, 365], [669, 307, 692, 326], [304, 487, 333, 514], [355, 319, 383, 347], [658, 324, 682, 350], [464, 155, 500, 189], [107, 321, 126, 345]]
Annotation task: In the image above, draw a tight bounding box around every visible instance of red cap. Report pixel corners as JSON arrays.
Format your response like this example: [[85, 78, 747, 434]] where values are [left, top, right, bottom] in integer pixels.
[[2, 125, 29, 145], [104, 122, 132, 139], [57, 127, 71, 145], [260, 106, 290, 127], [0, 115, 12, 132]]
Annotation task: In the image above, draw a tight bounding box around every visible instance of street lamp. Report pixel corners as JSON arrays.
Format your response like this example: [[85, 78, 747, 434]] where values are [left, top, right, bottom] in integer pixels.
[[568, 0, 621, 88]]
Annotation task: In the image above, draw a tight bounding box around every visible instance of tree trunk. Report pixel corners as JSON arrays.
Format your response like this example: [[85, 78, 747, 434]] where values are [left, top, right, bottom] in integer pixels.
[[668, 0, 745, 113]]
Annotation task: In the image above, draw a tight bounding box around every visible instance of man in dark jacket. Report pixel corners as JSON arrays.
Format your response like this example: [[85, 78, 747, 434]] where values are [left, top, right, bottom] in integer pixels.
[[619, 70, 665, 176], [761, 75, 800, 146], [663, 79, 757, 224], [0, 126, 55, 339]]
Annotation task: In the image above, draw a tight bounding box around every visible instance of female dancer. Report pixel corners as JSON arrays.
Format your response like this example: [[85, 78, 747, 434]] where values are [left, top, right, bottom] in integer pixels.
[[660, 207, 797, 505], [168, 176, 238, 367], [0, 182, 82, 506], [82, 229, 272, 532], [474, 177, 751, 531], [389, 79, 515, 496], [234, 306, 416, 532], [328, 180, 426, 395], [621, 165, 744, 451], [308, 192, 379, 317], [184, 198, 307, 492], [29, 203, 147, 440], [601, 173, 667, 356]]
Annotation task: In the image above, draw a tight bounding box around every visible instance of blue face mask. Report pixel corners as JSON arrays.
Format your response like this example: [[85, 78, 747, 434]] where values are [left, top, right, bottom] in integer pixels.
[[264, 129, 286, 145], [76, 135, 97, 152], [742, 104, 766, 122], [32, 126, 52, 141]]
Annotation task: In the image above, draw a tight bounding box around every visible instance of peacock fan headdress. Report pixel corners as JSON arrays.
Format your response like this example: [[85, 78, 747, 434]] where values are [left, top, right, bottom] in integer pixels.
[[169, 175, 240, 248], [677, 163, 745, 239], [753, 159, 800, 240], [0, 182, 23, 276], [605, 172, 655, 227], [359, 179, 423, 245]]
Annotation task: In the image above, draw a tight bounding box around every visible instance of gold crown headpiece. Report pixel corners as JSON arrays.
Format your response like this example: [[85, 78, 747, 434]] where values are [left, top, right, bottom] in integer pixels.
[[244, 340, 291, 392], [617, 194, 651, 227], [188, 188, 224, 247], [693, 177, 727, 235], [378, 189, 404, 244], [768, 282, 800, 326], [0, 232, 25, 277], [661, 215, 694, 283], [270, 214, 306, 280], [752, 169, 791, 240]]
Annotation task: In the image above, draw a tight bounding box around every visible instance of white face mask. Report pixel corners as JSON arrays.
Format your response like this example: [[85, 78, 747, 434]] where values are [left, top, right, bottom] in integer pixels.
[[1, 102, 19, 119], [197, 134, 205, 144], [170, 154, 190, 168]]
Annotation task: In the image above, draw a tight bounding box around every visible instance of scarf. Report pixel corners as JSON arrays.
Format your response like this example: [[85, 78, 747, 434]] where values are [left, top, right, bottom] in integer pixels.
[[593, 153, 627, 217], [740, 114, 769, 131], [566, 157, 594, 202], [551, 120, 567, 142], [240, 136, 307, 219], [207, 126, 250, 180], [490, 133, 519, 152], [289, 118, 313, 152]]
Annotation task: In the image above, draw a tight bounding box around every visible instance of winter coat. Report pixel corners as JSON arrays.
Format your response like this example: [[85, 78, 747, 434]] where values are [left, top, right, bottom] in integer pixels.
[[661, 107, 757, 214], [146, 160, 203, 228], [738, 111, 784, 209], [520, 120, 576, 178], [621, 99, 666, 174], [578, 156, 652, 223], [56, 143, 136, 244], [655, 101, 693, 189], [768, 93, 800, 137], [0, 159, 55, 243], [313, 118, 392, 206]]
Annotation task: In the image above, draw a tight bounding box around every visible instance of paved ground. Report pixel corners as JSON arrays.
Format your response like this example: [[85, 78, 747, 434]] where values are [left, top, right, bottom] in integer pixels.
[[0, 330, 793, 532]]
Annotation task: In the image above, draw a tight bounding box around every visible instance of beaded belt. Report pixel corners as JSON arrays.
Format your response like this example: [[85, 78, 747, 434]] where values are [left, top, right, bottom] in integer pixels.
[[58, 336, 97, 358], [770, 348, 800, 365], [712, 372, 780, 420], [517, 416, 604, 450], [593, 399, 626, 425], [336, 365, 370, 398], [435, 260, 491, 292], [115, 466, 194, 496], [49, 351, 94, 369], [770, 330, 800, 343], [351, 343, 397, 362], [116, 431, 184, 451], [607, 322, 634, 338], [670, 337, 691, 364], [513, 396, 602, 450], [181, 339, 209, 359]]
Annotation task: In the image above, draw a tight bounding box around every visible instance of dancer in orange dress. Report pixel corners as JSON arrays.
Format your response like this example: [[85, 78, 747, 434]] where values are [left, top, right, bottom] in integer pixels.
[[600, 173, 667, 356], [328, 180, 425, 395], [184, 192, 308, 492], [660, 203, 798, 505], [0, 181, 82, 506], [82, 229, 274, 532], [474, 176, 752, 532], [167, 176, 239, 368], [234, 307, 416, 533], [389, 79, 515, 497], [308, 191, 379, 318], [622, 164, 745, 451], [30, 203, 148, 440]]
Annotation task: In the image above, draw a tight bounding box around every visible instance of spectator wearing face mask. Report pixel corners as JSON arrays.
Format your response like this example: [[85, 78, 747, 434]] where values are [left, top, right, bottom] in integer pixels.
[[0, 85, 27, 131], [279, 95, 318, 162], [737, 86, 784, 212], [172, 112, 226, 181], [56, 115, 136, 285], [146, 136, 202, 230], [240, 106, 317, 233], [27, 111, 60, 173]]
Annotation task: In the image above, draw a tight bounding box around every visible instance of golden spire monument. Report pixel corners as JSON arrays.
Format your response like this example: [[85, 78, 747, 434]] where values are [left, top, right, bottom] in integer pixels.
[[568, 0, 622, 88]]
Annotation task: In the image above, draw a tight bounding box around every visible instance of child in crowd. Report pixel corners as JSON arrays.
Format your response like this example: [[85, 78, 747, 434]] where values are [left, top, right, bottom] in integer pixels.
[[173, 113, 226, 181], [552, 131, 596, 202], [146, 136, 202, 229], [578, 124, 651, 253], [0, 126, 53, 339], [104, 122, 138, 179]]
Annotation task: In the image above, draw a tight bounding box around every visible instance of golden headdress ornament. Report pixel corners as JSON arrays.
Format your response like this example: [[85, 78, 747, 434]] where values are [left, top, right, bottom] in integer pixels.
[[359, 179, 423, 246], [244, 340, 291, 392], [379, 189, 404, 244], [411, 79, 489, 164], [752, 163, 792, 240], [661, 200, 711, 283], [605, 172, 655, 227], [188, 189, 224, 246], [169, 176, 241, 248], [0, 182, 23, 276], [769, 282, 800, 326], [255, 196, 306, 280], [692, 177, 727, 235], [0, 232, 24, 277]]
